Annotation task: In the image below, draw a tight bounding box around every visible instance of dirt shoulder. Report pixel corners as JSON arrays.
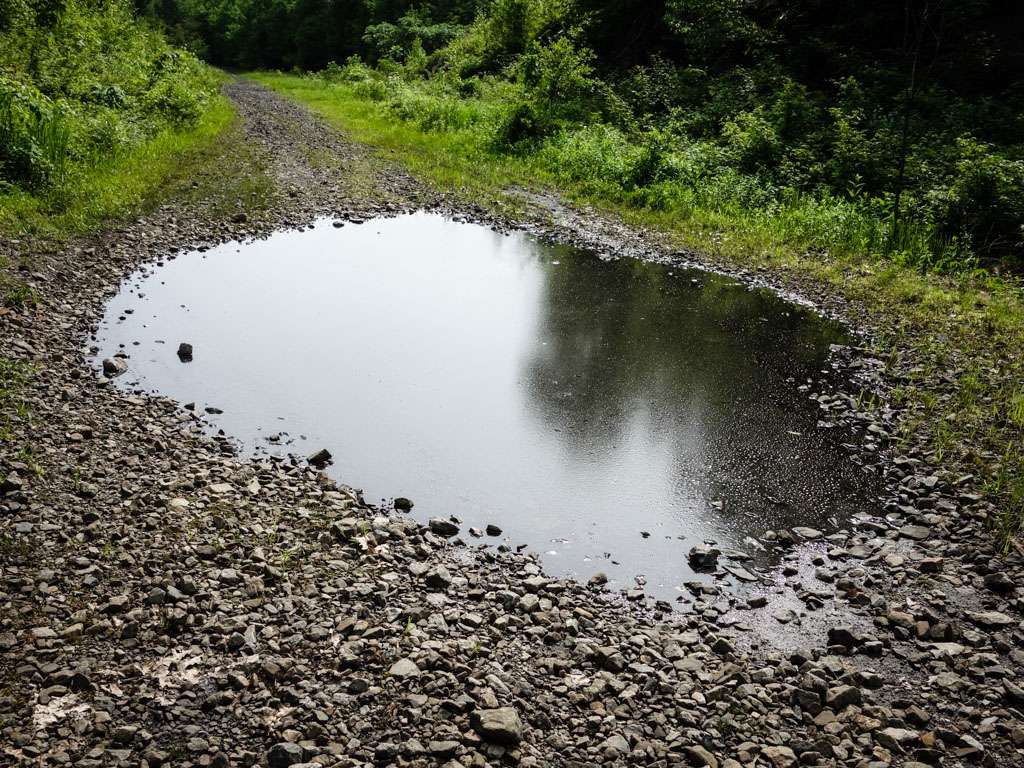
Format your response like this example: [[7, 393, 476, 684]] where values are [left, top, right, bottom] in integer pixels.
[[1, 78, 1022, 768]]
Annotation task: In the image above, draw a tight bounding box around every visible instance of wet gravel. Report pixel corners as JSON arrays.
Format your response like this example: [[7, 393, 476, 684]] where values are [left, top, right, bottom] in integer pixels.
[[2, 77, 1024, 767]]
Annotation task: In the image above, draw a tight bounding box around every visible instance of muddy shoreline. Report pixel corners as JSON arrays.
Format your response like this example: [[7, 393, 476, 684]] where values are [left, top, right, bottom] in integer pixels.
[[2, 78, 1022, 767]]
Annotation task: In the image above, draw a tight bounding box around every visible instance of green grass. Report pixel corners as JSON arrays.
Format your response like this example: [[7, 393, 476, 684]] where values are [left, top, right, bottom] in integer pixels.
[[0, 264, 39, 309], [251, 72, 541, 200], [0, 357, 32, 442], [253, 70, 1024, 549], [0, 96, 236, 240]]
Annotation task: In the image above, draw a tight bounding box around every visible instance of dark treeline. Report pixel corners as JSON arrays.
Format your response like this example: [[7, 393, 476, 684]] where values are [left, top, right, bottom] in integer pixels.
[[141, 0, 1024, 267], [132, 0, 486, 70]]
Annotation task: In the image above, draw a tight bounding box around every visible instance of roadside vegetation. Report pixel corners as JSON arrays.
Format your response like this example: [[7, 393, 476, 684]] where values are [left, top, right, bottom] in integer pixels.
[[0, 355, 31, 442], [148, 0, 1024, 273], [0, 0, 227, 239], [0, 0, 245, 455]]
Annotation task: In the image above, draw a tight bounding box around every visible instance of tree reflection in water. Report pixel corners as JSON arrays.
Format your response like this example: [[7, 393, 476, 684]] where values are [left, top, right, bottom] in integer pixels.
[[521, 245, 874, 543]]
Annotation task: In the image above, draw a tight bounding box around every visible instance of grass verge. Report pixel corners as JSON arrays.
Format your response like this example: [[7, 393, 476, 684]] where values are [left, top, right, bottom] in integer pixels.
[[251, 72, 542, 202], [0, 96, 236, 241], [252, 70, 1024, 549]]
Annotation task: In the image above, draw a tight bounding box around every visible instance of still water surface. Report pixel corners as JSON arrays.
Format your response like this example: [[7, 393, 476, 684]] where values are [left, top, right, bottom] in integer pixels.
[[96, 212, 876, 601]]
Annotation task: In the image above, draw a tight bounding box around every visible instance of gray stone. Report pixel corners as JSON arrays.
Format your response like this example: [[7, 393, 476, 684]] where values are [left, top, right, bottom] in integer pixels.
[[307, 448, 332, 467], [102, 357, 128, 376], [984, 571, 1015, 594], [773, 608, 798, 623], [425, 565, 452, 590], [471, 707, 523, 745], [968, 610, 1015, 628], [825, 684, 861, 709], [876, 727, 919, 753], [429, 517, 459, 537], [267, 743, 304, 768], [792, 527, 822, 540], [388, 658, 420, 678], [684, 745, 719, 768], [898, 524, 930, 541], [599, 734, 629, 755], [688, 544, 720, 570], [761, 746, 796, 768], [1004, 679, 1024, 706]]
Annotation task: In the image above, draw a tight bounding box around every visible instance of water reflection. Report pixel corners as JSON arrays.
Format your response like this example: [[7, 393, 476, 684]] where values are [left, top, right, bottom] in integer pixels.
[[523, 247, 868, 544], [95, 212, 877, 602]]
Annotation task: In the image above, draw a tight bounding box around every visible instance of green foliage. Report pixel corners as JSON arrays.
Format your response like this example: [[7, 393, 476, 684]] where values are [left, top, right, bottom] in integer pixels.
[[388, 83, 487, 132], [480, 0, 571, 59], [0, 79, 70, 189], [928, 138, 1024, 258], [492, 36, 606, 147], [138, 0, 482, 70], [190, 0, 1024, 270], [0, 0, 219, 197], [0, 1, 229, 237], [362, 8, 460, 62], [721, 108, 779, 173], [664, 0, 765, 64], [537, 123, 636, 190]]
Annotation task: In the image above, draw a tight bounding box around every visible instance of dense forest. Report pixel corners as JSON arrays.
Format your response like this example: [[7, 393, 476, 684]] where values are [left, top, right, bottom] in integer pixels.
[[2, 1, 1022, 269], [134, 0, 1024, 270]]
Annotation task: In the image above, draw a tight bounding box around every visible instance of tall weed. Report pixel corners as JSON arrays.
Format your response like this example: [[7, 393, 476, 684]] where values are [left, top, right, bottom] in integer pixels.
[[0, 1, 218, 197]]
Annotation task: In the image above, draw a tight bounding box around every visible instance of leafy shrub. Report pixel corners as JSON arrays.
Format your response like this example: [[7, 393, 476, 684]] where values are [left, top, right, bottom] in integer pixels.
[[484, 0, 531, 58], [617, 58, 708, 121], [0, 0, 218, 194], [928, 138, 1024, 260], [768, 80, 820, 144], [483, 0, 571, 61], [537, 124, 637, 190], [321, 61, 346, 83], [351, 78, 390, 102], [144, 76, 208, 128], [89, 84, 127, 109], [75, 104, 141, 158], [491, 99, 541, 149], [518, 38, 600, 121], [0, 79, 70, 189], [403, 39, 429, 78], [664, 0, 764, 63], [628, 130, 678, 188], [362, 9, 461, 63], [722, 108, 780, 173], [387, 86, 484, 132], [492, 37, 604, 148], [325, 59, 392, 102], [320, 56, 379, 86]]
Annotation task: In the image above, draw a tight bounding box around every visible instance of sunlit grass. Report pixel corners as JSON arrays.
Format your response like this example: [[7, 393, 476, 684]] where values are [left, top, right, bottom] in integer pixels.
[[251, 72, 544, 197], [0, 96, 236, 240]]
